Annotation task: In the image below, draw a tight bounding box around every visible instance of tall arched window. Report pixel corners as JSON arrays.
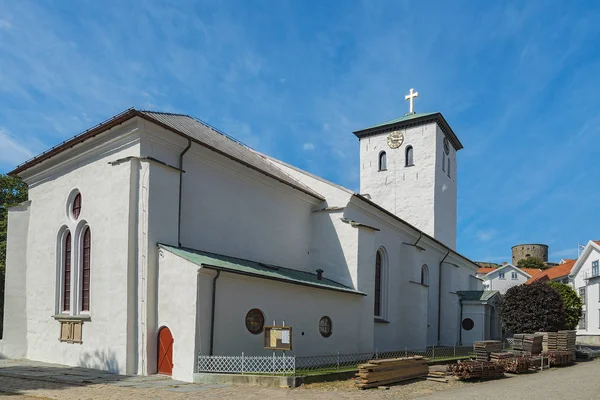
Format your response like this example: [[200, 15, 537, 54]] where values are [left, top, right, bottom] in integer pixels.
[[378, 151, 387, 171], [442, 152, 446, 172], [447, 158, 451, 177], [405, 146, 414, 166], [63, 231, 72, 312], [81, 227, 91, 312], [421, 264, 429, 286], [374, 251, 382, 316]]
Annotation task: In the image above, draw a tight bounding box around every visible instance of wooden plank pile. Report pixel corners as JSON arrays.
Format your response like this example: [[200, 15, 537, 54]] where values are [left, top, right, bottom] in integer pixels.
[[473, 340, 502, 361], [447, 361, 504, 380], [557, 330, 576, 352], [355, 356, 429, 389], [513, 334, 543, 354], [548, 351, 575, 366], [535, 331, 558, 352]]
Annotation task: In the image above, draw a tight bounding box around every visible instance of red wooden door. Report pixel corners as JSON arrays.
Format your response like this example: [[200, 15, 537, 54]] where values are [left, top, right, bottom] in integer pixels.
[[157, 327, 173, 375]]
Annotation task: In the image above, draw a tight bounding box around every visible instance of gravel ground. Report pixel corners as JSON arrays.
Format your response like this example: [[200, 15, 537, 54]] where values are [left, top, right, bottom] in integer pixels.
[[1, 359, 599, 399]]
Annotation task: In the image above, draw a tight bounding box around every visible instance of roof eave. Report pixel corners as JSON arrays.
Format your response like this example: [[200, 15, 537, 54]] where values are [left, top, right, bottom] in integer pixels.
[[352, 112, 463, 151]]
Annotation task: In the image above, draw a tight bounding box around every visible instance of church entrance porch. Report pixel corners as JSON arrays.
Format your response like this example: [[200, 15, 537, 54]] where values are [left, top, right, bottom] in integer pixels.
[[157, 326, 174, 375]]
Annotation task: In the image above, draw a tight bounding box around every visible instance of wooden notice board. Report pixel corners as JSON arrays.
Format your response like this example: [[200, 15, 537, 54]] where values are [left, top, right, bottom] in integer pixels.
[[263, 326, 292, 351]]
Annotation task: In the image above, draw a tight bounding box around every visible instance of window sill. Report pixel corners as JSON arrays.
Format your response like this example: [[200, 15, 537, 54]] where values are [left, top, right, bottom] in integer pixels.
[[405, 164, 414, 168], [409, 280, 429, 287], [378, 169, 387, 172], [374, 317, 390, 324], [53, 314, 91, 322]]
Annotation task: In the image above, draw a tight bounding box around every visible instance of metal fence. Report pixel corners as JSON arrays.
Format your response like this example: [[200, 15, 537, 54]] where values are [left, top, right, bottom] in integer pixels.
[[197, 353, 296, 375], [198, 345, 474, 375]]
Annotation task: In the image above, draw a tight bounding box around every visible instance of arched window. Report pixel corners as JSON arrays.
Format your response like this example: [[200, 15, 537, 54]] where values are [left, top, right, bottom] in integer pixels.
[[72, 193, 82, 220], [378, 151, 387, 171], [63, 231, 72, 312], [442, 152, 446, 172], [375, 251, 382, 316], [81, 227, 91, 312], [447, 158, 451, 177], [421, 264, 429, 286], [405, 146, 414, 166]]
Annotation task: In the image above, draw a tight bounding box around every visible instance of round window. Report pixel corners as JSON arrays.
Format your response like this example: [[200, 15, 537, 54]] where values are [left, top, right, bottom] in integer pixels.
[[245, 308, 265, 335], [319, 316, 332, 338], [462, 318, 474, 331]]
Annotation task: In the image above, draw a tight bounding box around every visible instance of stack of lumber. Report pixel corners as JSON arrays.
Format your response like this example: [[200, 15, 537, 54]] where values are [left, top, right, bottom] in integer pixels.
[[473, 340, 502, 361], [500, 356, 531, 374], [427, 370, 448, 383], [548, 351, 575, 366], [355, 356, 428, 389], [513, 334, 543, 354], [535, 332, 558, 352], [447, 361, 504, 380], [557, 330, 576, 351], [490, 352, 514, 362]]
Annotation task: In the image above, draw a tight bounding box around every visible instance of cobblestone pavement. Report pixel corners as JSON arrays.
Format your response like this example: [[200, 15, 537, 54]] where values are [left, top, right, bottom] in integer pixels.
[[0, 358, 599, 399]]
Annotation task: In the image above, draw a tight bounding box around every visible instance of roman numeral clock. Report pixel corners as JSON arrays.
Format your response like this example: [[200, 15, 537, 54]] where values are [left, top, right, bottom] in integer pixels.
[[387, 130, 404, 149]]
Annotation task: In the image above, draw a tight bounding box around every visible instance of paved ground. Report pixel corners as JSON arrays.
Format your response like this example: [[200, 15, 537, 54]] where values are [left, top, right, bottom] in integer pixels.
[[0, 358, 599, 399]]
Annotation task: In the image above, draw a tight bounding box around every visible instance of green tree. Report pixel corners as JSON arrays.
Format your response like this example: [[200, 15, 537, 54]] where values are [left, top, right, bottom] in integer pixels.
[[517, 256, 547, 270], [1, 174, 28, 337], [500, 282, 565, 333], [547, 281, 583, 330]]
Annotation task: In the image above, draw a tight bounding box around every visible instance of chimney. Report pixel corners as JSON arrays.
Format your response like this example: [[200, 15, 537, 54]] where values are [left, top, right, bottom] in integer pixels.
[[316, 269, 324, 280], [502, 262, 507, 266]]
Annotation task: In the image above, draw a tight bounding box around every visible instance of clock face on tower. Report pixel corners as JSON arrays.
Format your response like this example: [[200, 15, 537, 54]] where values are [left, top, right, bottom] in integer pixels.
[[387, 130, 404, 149], [443, 137, 450, 155]]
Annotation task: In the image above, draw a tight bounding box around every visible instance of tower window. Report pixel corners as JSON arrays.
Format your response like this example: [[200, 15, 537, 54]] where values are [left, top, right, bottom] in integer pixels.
[[442, 152, 446, 172], [405, 146, 414, 166], [378, 151, 387, 171], [421, 264, 429, 286], [447, 158, 451, 177]]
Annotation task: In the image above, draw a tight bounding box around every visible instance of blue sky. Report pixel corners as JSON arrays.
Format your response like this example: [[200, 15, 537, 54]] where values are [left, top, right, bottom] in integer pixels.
[[1, 0, 599, 262]]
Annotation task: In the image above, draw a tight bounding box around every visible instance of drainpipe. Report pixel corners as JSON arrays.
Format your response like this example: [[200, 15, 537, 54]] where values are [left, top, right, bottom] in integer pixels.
[[459, 299, 463, 345], [177, 139, 192, 247], [438, 248, 450, 345], [209, 270, 221, 356]]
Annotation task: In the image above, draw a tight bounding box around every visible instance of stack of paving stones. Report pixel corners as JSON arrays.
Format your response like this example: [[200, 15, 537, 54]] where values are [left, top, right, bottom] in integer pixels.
[[557, 330, 576, 352], [513, 334, 543, 355], [473, 340, 502, 361], [535, 332, 558, 352]]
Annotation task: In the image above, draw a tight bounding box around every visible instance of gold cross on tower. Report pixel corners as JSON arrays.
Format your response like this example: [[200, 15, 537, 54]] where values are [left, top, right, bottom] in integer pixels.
[[405, 88, 419, 114]]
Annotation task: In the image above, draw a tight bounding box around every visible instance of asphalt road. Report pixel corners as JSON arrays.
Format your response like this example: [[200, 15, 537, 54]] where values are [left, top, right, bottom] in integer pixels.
[[421, 359, 600, 400]]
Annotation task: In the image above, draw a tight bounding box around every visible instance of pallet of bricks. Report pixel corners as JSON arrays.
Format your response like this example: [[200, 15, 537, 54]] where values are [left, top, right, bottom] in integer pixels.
[[512, 334, 543, 355], [473, 340, 502, 361], [547, 330, 576, 366], [535, 331, 558, 353], [490, 352, 531, 374], [447, 360, 504, 380], [355, 356, 429, 389]]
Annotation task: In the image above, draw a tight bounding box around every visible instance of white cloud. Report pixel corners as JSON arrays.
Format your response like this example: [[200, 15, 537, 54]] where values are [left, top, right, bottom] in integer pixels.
[[0, 128, 35, 167], [303, 142, 315, 151], [476, 229, 496, 242]]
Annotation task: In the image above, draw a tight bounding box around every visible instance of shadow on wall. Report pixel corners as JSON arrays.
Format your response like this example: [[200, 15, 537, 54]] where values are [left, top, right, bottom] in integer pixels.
[[78, 349, 120, 374]]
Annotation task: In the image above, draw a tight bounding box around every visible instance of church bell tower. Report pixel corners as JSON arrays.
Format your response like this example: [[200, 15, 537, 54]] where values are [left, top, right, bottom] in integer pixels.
[[353, 89, 463, 250]]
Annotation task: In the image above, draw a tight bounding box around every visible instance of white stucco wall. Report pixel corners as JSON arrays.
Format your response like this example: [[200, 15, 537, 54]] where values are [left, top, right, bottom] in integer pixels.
[[0, 202, 31, 358], [483, 265, 531, 294], [433, 125, 457, 249], [4, 122, 141, 374]]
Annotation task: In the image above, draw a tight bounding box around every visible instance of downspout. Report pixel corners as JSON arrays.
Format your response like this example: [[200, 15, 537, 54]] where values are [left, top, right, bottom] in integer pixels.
[[459, 299, 463, 345], [209, 270, 221, 356], [438, 248, 450, 345], [177, 139, 192, 247]]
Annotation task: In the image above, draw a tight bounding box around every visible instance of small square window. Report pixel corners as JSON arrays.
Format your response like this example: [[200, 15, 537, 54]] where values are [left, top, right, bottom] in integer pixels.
[[511, 272, 518, 280], [499, 272, 505, 279]]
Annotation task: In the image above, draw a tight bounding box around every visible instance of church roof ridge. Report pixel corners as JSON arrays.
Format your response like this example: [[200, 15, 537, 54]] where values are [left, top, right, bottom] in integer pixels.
[[158, 243, 365, 296]]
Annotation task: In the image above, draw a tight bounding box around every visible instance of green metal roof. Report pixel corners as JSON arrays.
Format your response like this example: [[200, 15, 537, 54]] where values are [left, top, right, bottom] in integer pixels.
[[457, 290, 500, 302], [360, 112, 438, 131], [158, 244, 365, 296]]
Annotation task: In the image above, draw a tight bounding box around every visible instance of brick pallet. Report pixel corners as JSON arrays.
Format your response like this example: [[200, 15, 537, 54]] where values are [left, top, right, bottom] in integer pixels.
[[548, 351, 575, 366], [447, 361, 504, 380], [355, 356, 429, 389], [513, 334, 543, 354], [557, 330, 576, 352], [473, 340, 502, 361], [535, 332, 558, 352]]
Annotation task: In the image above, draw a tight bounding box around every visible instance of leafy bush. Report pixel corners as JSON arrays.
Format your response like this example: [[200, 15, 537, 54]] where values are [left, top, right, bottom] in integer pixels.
[[547, 281, 583, 330], [500, 282, 565, 333], [517, 256, 547, 270]]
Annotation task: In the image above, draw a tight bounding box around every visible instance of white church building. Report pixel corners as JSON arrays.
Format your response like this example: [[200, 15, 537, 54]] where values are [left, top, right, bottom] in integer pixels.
[[1, 92, 492, 382]]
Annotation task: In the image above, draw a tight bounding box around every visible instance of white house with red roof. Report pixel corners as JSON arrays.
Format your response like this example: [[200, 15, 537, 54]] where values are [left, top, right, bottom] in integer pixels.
[[476, 264, 542, 294], [0, 97, 490, 382]]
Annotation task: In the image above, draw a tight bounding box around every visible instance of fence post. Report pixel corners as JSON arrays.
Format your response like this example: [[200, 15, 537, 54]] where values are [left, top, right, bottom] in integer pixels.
[[454, 345, 456, 358], [241, 352, 245, 375], [337, 351, 340, 370], [375, 348, 379, 359], [432, 345, 435, 360], [273, 352, 275, 376]]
